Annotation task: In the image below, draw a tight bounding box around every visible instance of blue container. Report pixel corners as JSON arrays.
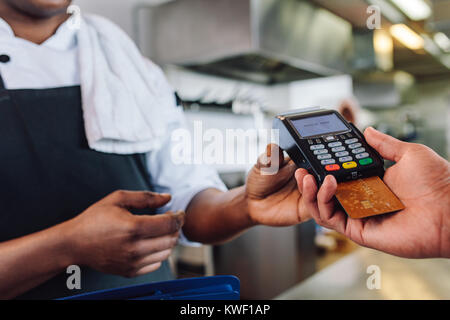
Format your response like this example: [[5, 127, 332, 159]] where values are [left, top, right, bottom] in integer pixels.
[[59, 276, 240, 300]]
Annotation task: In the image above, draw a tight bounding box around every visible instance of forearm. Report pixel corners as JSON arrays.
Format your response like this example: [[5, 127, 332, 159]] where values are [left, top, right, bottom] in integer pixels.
[[0, 221, 74, 299], [183, 187, 256, 244]]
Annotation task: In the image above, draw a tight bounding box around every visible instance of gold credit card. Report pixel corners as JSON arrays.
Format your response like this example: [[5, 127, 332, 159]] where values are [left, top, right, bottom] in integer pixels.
[[335, 176, 405, 219]]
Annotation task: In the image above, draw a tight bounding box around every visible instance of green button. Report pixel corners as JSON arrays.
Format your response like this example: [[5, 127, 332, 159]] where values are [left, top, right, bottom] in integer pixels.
[[359, 158, 373, 165]]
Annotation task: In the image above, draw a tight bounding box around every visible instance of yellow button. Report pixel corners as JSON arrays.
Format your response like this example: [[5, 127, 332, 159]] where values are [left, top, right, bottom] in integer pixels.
[[343, 161, 357, 169]]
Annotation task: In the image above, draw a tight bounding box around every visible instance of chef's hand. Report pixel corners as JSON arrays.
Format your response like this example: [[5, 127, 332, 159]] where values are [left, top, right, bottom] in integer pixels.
[[296, 127, 450, 258], [65, 191, 184, 277], [245, 144, 311, 226]]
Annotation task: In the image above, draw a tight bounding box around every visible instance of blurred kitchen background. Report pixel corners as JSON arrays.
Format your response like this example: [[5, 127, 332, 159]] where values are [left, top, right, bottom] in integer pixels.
[[75, 0, 450, 299]]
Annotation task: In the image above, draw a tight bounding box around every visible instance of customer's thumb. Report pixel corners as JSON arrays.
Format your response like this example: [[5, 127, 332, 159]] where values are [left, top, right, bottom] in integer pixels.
[[364, 127, 407, 162]]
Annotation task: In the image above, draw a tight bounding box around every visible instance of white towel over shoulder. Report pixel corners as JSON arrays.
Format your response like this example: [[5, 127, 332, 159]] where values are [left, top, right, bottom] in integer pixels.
[[77, 14, 177, 154]]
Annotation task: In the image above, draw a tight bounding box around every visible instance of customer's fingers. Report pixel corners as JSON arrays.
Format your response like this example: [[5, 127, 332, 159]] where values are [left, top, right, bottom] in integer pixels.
[[300, 174, 320, 222], [316, 175, 338, 221], [294, 168, 309, 194], [315, 176, 350, 234], [364, 127, 407, 162], [299, 173, 348, 234]]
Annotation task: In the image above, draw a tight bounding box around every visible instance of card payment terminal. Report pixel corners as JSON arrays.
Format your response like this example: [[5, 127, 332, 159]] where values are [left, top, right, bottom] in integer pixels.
[[273, 108, 384, 184], [273, 108, 404, 219]]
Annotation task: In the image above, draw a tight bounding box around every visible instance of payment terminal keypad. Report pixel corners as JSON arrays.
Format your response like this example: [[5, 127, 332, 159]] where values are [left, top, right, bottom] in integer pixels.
[[309, 134, 373, 172]]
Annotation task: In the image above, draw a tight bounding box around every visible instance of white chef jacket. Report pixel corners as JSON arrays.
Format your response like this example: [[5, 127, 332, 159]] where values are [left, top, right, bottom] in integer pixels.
[[0, 17, 227, 243]]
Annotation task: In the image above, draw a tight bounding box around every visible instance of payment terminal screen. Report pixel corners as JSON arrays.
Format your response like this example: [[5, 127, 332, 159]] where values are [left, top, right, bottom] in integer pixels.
[[291, 113, 348, 137]]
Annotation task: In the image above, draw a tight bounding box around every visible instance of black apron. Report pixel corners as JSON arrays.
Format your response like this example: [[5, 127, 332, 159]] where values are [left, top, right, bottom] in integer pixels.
[[0, 75, 173, 299]]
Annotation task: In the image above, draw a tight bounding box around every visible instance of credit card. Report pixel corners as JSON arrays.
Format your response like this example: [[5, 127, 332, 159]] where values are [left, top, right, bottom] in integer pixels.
[[335, 176, 405, 219]]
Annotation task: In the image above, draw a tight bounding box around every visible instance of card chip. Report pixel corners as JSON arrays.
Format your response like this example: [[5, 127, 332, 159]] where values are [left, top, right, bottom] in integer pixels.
[[335, 176, 405, 219], [361, 200, 373, 209]]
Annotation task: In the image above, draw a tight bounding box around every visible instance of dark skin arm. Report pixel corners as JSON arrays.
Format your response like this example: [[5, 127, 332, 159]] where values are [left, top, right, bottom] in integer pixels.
[[0, 219, 73, 299], [0, 0, 313, 245], [0, 1, 312, 298], [0, 1, 184, 298], [183, 186, 254, 244], [184, 144, 312, 244], [298, 127, 450, 258], [0, 191, 185, 299], [0, 146, 310, 298]]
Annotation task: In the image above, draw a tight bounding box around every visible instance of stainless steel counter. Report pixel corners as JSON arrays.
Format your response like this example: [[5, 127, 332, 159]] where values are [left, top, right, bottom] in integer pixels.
[[276, 247, 450, 300]]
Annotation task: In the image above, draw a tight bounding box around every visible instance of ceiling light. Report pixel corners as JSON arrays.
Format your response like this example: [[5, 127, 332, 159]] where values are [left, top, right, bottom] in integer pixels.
[[374, 29, 394, 71], [390, 24, 424, 50], [422, 34, 441, 56], [434, 32, 450, 52], [368, 0, 404, 24], [390, 0, 432, 21], [374, 29, 394, 54], [440, 54, 450, 69]]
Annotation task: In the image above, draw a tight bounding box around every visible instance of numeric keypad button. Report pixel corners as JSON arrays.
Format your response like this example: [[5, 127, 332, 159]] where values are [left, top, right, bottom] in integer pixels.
[[339, 156, 353, 162], [352, 147, 366, 154], [355, 152, 369, 159], [335, 151, 349, 157], [345, 138, 358, 144], [314, 149, 328, 155], [321, 159, 336, 165], [317, 154, 332, 160], [331, 146, 345, 152], [310, 144, 325, 150], [328, 142, 342, 148], [348, 143, 362, 149]]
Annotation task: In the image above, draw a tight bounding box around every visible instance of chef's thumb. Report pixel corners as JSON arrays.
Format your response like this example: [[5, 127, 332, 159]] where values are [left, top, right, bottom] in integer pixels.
[[256, 144, 284, 175]]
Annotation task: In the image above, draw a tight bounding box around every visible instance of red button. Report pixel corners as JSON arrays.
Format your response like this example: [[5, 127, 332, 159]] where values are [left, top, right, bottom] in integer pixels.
[[325, 164, 340, 171]]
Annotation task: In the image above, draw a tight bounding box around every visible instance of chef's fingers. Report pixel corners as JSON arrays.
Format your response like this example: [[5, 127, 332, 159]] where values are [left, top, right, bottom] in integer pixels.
[[132, 262, 163, 277], [132, 233, 179, 256], [103, 190, 172, 210], [132, 210, 185, 238], [132, 249, 173, 271]]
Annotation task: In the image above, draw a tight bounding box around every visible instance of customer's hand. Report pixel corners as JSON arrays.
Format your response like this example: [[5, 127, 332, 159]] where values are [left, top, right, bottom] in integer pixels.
[[246, 144, 311, 226], [296, 127, 450, 258], [64, 190, 184, 277]]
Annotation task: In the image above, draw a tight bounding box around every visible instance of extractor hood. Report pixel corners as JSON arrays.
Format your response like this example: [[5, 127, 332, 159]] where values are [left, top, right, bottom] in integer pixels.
[[145, 0, 353, 84]]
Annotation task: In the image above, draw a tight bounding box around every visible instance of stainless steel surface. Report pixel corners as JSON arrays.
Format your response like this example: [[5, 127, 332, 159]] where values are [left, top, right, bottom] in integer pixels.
[[429, 0, 450, 37], [276, 247, 450, 300], [313, 0, 450, 79], [313, 0, 391, 28], [214, 221, 317, 299], [145, 0, 353, 83]]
